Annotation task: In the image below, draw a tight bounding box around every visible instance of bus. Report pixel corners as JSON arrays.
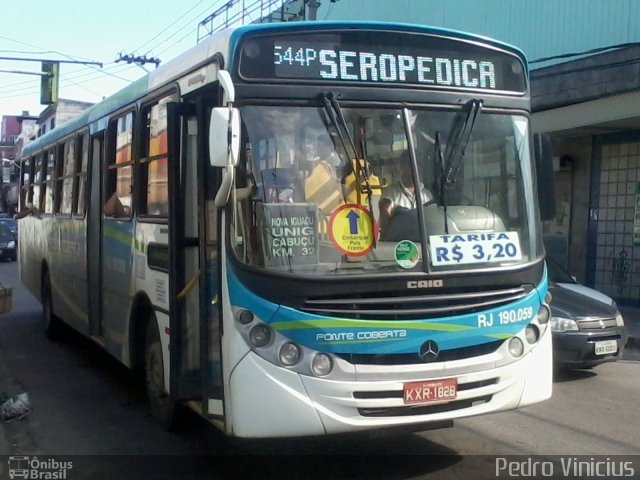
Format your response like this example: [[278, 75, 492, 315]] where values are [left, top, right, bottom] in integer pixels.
[[18, 21, 555, 437]]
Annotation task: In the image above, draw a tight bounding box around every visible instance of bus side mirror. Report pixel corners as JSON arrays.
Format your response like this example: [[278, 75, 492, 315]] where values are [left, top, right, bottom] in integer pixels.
[[533, 133, 556, 222], [209, 107, 240, 207], [209, 107, 240, 168]]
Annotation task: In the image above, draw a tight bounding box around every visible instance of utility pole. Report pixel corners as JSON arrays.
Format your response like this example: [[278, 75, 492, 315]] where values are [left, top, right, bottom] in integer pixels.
[[0, 57, 103, 105], [306, 0, 321, 20], [306, 0, 339, 21]]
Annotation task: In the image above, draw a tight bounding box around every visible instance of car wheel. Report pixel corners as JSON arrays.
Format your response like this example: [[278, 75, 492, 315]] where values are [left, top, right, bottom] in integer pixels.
[[145, 317, 177, 429]]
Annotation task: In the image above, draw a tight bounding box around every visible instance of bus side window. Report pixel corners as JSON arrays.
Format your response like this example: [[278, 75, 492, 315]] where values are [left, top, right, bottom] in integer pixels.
[[105, 112, 134, 218], [74, 133, 89, 216], [57, 140, 75, 215], [140, 98, 170, 217], [20, 157, 34, 209], [32, 154, 44, 211], [41, 150, 55, 214]]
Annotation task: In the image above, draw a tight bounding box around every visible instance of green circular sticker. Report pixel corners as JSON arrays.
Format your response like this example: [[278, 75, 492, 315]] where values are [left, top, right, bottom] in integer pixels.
[[395, 240, 420, 269]]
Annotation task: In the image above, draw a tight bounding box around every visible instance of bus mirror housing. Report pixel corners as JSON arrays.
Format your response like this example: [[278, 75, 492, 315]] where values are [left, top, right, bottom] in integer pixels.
[[210, 107, 240, 207], [209, 107, 240, 168], [533, 133, 556, 221]]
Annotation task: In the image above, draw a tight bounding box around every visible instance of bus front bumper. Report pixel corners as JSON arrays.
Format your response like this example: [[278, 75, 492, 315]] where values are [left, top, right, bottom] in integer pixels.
[[228, 327, 552, 438]]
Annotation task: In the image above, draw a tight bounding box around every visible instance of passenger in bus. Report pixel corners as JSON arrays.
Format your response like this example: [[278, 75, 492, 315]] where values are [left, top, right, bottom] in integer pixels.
[[313, 135, 342, 175], [305, 136, 343, 215], [14, 203, 38, 219], [378, 157, 432, 234], [104, 192, 126, 218]]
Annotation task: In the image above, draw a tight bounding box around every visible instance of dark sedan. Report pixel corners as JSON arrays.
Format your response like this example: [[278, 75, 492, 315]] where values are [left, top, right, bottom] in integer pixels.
[[0, 222, 16, 261], [0, 218, 17, 240], [548, 260, 628, 368]]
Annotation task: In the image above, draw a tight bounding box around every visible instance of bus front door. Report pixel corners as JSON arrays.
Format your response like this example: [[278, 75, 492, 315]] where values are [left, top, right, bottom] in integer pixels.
[[167, 93, 223, 420]]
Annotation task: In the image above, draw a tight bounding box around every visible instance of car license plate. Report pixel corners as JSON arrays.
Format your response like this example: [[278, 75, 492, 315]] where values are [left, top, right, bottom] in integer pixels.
[[403, 378, 457, 404], [594, 340, 617, 355]]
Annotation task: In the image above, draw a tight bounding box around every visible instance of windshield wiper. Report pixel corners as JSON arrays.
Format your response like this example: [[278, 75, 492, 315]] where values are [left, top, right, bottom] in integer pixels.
[[441, 99, 483, 187], [437, 99, 482, 234], [321, 92, 373, 209]]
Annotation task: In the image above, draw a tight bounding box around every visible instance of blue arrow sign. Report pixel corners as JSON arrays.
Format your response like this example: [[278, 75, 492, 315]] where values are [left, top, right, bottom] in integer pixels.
[[346, 209, 360, 234]]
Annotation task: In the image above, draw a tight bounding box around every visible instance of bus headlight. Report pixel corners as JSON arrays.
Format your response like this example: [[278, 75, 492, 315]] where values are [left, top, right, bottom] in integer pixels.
[[237, 309, 254, 325], [549, 317, 578, 333], [524, 324, 539, 344], [279, 342, 301, 366], [536, 304, 550, 324], [311, 353, 332, 376], [250, 324, 271, 347], [508, 337, 524, 357]]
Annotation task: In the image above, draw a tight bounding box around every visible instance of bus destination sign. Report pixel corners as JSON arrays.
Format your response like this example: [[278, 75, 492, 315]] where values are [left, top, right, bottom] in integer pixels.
[[238, 30, 526, 92]]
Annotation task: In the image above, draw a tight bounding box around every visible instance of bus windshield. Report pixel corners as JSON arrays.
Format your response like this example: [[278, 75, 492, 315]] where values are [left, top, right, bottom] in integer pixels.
[[231, 104, 543, 275]]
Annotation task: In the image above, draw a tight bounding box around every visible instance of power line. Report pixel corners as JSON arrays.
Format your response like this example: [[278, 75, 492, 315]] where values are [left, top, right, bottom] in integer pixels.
[[141, 0, 228, 57], [134, 0, 209, 54]]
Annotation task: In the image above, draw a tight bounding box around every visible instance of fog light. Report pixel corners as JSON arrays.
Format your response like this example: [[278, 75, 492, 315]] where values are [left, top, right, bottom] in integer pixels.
[[238, 309, 254, 325], [537, 305, 550, 324], [279, 342, 301, 366], [508, 337, 524, 357], [249, 324, 271, 347], [525, 325, 539, 344], [311, 353, 332, 376]]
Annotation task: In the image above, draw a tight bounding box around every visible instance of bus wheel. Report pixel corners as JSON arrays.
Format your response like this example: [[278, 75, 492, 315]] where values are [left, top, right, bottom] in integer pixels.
[[42, 273, 63, 340], [144, 318, 176, 429]]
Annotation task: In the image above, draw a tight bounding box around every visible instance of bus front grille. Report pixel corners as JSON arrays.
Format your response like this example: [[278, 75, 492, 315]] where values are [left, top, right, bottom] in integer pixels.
[[357, 395, 493, 417], [301, 286, 529, 320], [336, 341, 503, 365]]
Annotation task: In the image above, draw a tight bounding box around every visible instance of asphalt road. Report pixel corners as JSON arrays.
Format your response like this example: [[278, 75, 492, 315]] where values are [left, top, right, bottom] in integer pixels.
[[0, 260, 638, 480]]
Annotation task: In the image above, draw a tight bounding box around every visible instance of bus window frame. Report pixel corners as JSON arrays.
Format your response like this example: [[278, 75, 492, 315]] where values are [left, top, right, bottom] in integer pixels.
[[32, 153, 44, 211], [138, 94, 176, 223], [56, 137, 75, 217], [73, 130, 90, 219], [105, 109, 136, 221], [20, 156, 35, 208], [40, 149, 56, 215]]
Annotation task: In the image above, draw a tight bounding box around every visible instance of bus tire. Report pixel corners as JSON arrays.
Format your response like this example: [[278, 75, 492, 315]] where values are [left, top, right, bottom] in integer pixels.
[[42, 272, 63, 340], [144, 317, 176, 430]]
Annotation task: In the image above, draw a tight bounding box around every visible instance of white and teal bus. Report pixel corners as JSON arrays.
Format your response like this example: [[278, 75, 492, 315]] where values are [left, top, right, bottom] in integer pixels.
[[18, 21, 555, 437]]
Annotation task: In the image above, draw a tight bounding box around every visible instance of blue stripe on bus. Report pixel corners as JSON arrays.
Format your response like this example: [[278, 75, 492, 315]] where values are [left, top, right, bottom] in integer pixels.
[[227, 264, 548, 355]]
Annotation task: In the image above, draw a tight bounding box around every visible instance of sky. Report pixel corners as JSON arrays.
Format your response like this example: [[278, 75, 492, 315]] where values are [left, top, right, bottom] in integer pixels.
[[0, 0, 257, 119]]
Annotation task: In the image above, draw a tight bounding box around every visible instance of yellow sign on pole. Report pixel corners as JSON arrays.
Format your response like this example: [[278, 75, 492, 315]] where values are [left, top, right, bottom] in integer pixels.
[[328, 204, 377, 256]]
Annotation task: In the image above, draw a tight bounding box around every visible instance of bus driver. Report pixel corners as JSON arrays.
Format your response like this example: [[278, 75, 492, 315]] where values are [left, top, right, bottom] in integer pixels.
[[378, 158, 432, 234]]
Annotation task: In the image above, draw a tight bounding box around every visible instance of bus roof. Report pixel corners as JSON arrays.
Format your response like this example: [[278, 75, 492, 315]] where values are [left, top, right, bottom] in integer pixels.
[[22, 20, 526, 158]]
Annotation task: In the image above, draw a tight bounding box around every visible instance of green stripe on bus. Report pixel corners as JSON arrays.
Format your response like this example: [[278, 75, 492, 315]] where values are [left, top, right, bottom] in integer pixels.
[[270, 319, 473, 332]]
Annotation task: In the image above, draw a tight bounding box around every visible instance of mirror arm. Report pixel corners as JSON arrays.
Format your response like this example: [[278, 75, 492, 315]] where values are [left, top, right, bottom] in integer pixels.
[[215, 166, 235, 207]]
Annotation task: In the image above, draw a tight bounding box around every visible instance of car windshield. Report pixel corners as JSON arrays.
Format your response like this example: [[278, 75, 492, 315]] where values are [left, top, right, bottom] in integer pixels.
[[229, 104, 543, 276], [546, 257, 575, 284], [0, 219, 16, 229], [0, 223, 11, 236]]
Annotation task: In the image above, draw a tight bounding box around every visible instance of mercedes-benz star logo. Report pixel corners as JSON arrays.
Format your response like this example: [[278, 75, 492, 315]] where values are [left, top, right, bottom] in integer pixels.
[[419, 340, 440, 362]]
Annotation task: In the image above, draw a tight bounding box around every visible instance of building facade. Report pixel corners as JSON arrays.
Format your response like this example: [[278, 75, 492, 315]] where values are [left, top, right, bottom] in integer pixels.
[[315, 0, 640, 305], [37, 99, 94, 137]]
